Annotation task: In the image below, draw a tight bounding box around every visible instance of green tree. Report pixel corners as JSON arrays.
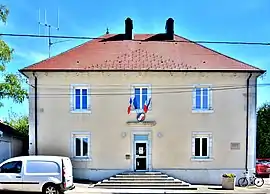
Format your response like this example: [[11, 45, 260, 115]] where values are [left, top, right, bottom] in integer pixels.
[[256, 102, 270, 158], [0, 4, 28, 107], [4, 111, 28, 137]]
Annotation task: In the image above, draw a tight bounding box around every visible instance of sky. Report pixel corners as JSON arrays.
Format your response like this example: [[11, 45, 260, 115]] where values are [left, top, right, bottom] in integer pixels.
[[0, 0, 269, 119]]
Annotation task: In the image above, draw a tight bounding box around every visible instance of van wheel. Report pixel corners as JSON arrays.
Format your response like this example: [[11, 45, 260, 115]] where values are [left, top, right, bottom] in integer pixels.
[[43, 184, 62, 194]]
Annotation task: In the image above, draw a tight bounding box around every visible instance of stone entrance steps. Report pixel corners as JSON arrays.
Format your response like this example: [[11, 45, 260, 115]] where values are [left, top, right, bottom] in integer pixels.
[[92, 171, 197, 190]]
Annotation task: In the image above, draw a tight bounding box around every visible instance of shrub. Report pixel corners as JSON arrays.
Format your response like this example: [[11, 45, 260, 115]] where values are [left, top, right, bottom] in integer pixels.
[[222, 173, 236, 178]]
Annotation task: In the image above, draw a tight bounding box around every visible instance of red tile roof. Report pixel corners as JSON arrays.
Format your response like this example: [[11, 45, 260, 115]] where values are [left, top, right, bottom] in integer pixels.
[[20, 34, 264, 73]]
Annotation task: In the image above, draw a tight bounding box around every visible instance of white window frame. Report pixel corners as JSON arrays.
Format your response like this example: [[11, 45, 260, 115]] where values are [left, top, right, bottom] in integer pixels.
[[71, 132, 91, 161], [192, 84, 213, 113], [191, 132, 213, 161], [131, 84, 152, 113], [70, 84, 91, 113]]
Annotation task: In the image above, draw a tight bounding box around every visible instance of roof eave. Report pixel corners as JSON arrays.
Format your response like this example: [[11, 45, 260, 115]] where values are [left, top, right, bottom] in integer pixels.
[[19, 68, 266, 74], [18, 69, 28, 78]]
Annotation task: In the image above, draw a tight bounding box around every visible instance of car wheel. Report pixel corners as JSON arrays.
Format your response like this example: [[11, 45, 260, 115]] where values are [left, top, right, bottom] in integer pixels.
[[43, 184, 61, 194]]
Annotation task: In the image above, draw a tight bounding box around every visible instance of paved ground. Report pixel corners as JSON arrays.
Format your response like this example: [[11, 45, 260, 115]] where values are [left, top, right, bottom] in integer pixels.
[[64, 178, 270, 194], [66, 185, 270, 193], [2, 179, 270, 193], [73, 178, 270, 194]]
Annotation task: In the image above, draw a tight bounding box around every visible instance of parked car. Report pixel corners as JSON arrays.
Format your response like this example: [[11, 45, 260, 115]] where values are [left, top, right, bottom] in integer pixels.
[[0, 155, 75, 194], [256, 158, 270, 176]]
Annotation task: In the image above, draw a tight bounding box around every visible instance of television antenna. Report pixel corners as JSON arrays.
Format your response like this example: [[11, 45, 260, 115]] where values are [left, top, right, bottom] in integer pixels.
[[38, 9, 68, 58]]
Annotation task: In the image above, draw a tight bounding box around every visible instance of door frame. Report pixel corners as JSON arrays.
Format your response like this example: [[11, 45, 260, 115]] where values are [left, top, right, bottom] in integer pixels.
[[131, 130, 152, 171]]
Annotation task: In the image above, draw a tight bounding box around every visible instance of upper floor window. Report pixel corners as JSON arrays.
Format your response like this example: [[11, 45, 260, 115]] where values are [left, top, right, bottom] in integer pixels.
[[130, 84, 152, 112], [70, 85, 91, 113], [192, 85, 212, 112]]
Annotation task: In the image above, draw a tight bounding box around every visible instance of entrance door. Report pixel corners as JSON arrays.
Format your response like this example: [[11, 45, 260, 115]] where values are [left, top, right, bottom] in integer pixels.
[[135, 141, 147, 171]]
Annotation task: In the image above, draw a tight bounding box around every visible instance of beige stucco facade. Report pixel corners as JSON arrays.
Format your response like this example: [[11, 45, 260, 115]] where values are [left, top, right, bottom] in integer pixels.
[[25, 71, 259, 184]]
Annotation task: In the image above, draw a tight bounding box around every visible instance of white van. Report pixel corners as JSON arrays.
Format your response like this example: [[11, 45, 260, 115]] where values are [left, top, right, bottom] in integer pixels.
[[0, 155, 75, 194]]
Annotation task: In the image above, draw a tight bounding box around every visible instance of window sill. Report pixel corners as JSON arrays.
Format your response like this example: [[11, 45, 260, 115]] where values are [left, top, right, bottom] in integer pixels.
[[71, 157, 92, 161], [190, 157, 214, 162], [71, 110, 92, 114], [126, 120, 156, 127], [192, 109, 214, 113], [130, 109, 152, 114]]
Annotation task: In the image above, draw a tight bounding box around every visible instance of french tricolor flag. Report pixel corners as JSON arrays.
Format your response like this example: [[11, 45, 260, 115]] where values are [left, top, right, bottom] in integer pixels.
[[127, 97, 133, 114], [143, 98, 151, 113], [127, 97, 139, 114]]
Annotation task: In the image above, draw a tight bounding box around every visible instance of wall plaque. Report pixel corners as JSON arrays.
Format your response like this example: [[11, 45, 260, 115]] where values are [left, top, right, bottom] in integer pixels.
[[231, 142, 240, 150]]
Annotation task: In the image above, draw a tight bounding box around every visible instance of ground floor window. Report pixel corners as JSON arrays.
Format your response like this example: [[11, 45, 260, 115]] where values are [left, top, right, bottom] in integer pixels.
[[192, 132, 212, 159], [71, 132, 91, 159]]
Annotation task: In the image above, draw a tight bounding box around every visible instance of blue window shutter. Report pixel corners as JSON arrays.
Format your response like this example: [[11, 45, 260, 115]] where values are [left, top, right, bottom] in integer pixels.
[[142, 88, 147, 108], [75, 89, 81, 109], [135, 88, 141, 109], [82, 89, 88, 109], [202, 88, 208, 109], [195, 88, 201, 109]]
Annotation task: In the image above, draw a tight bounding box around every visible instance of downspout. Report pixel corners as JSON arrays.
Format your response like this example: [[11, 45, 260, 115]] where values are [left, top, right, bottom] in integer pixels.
[[33, 72, 38, 155], [245, 73, 252, 172]]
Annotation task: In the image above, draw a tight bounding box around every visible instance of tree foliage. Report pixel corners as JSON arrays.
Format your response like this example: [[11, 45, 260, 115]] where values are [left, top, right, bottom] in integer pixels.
[[4, 111, 28, 137], [0, 5, 9, 23], [256, 102, 270, 158], [0, 5, 28, 107]]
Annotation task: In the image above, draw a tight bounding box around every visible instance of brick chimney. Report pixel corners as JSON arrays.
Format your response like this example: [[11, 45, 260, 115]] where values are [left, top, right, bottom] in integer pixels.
[[125, 17, 133, 40], [165, 18, 174, 40]]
